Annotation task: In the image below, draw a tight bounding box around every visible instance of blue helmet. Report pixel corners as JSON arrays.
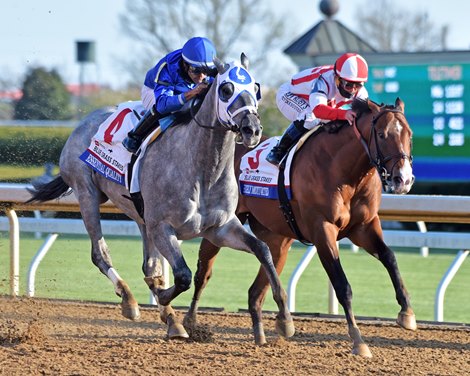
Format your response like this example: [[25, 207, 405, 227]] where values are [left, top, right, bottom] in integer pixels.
[[181, 37, 216, 70]]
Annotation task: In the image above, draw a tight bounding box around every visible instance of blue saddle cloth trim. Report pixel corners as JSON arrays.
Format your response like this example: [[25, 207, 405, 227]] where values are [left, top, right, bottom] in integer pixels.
[[239, 181, 292, 200], [79, 150, 126, 186]]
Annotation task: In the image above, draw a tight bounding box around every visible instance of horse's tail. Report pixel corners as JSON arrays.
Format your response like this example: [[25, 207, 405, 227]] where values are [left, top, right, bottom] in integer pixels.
[[26, 175, 71, 203]]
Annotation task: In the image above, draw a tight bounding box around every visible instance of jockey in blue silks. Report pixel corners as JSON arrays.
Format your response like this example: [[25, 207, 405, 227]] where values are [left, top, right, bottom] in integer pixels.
[[123, 37, 217, 154]]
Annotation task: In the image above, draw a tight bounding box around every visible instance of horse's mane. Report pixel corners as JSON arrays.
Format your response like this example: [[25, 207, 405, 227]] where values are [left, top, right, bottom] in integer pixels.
[[172, 87, 212, 127], [351, 97, 396, 116], [351, 98, 370, 115]]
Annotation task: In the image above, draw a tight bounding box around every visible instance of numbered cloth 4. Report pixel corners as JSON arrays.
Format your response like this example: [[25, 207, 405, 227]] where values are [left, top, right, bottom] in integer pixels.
[[79, 101, 144, 186]]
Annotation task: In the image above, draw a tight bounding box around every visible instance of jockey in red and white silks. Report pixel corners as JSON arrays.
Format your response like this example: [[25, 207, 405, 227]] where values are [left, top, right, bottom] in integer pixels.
[[266, 53, 369, 166]]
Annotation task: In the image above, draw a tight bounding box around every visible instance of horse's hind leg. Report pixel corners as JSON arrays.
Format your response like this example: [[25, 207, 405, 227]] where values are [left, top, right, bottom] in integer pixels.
[[140, 226, 188, 339], [73, 180, 140, 320], [350, 218, 417, 331], [183, 238, 221, 333], [205, 216, 294, 345], [247, 217, 295, 344]]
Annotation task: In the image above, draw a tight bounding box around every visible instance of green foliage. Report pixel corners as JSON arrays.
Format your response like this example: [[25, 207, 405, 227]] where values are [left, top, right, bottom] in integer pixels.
[[258, 88, 289, 137], [0, 102, 13, 120], [0, 126, 72, 167], [14, 67, 73, 120]]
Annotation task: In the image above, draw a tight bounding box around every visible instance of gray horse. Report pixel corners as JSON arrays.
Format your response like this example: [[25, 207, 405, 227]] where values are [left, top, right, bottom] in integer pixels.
[[27, 54, 294, 345]]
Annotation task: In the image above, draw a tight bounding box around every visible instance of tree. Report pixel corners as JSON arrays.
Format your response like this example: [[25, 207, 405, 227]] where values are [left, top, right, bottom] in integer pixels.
[[118, 0, 292, 86], [14, 67, 73, 120], [356, 0, 448, 52]]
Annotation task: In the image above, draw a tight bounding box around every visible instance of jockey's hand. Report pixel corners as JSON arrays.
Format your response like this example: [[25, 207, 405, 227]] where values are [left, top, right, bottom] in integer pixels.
[[344, 110, 357, 125], [185, 82, 210, 101]]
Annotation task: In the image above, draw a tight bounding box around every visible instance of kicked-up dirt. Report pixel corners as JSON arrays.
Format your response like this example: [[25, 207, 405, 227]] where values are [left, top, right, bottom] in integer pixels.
[[0, 295, 468, 375]]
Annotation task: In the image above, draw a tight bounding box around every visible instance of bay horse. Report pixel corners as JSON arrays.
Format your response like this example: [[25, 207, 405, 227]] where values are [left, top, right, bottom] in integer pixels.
[[184, 98, 416, 355], [27, 54, 294, 344]]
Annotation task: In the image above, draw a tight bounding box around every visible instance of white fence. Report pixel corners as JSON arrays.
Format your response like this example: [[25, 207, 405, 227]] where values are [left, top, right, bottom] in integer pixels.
[[1, 183, 469, 322]]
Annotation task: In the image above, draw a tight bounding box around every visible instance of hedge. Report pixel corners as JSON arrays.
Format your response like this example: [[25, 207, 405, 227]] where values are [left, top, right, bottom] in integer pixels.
[[0, 127, 72, 166]]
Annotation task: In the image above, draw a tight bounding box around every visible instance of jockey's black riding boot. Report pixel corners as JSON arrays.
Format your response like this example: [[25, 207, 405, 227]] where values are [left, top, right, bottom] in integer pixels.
[[266, 120, 308, 166], [122, 106, 160, 155]]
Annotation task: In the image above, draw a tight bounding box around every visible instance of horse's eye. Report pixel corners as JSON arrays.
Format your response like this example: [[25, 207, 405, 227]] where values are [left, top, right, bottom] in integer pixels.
[[218, 82, 234, 102], [378, 132, 385, 139]]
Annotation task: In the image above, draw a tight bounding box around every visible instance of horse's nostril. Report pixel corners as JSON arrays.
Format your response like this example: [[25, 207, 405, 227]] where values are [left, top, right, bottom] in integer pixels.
[[393, 176, 404, 186], [242, 126, 253, 136]]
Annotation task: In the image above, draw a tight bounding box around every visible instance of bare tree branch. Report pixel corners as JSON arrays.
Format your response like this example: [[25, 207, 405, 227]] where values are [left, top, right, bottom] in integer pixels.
[[355, 0, 448, 52], [118, 0, 290, 86]]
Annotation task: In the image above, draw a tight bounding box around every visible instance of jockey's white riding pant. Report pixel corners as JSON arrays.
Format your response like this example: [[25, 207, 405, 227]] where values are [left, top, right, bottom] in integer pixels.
[[276, 83, 321, 130], [141, 85, 155, 111]]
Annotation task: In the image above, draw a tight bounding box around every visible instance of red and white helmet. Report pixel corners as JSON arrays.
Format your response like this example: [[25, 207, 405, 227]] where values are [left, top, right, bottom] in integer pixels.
[[334, 53, 368, 82]]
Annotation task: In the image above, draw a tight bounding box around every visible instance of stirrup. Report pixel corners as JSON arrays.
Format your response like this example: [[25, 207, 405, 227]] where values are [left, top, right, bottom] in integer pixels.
[[266, 148, 285, 166], [122, 135, 142, 155]]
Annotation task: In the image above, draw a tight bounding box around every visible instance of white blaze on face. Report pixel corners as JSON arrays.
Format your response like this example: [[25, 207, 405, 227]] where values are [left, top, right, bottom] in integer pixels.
[[394, 119, 414, 191], [394, 120, 403, 134], [400, 159, 414, 188]]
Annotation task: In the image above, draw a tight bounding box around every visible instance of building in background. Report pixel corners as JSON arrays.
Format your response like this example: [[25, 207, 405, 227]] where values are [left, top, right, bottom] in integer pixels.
[[283, 0, 470, 195]]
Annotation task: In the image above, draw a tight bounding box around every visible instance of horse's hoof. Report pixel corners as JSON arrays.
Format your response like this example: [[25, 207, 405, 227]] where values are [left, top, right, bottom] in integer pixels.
[[275, 318, 295, 338], [168, 323, 189, 339], [352, 343, 372, 358], [183, 315, 196, 331], [121, 304, 141, 321], [397, 311, 417, 331], [254, 334, 267, 346]]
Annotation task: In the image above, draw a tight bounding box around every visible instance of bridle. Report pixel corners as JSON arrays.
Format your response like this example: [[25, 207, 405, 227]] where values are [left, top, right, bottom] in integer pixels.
[[190, 81, 260, 141], [352, 106, 413, 191], [190, 59, 260, 145]]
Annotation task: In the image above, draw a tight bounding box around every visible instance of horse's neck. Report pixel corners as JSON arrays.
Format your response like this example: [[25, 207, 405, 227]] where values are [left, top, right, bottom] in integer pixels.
[[317, 121, 374, 183], [184, 87, 236, 175], [342, 116, 377, 179]]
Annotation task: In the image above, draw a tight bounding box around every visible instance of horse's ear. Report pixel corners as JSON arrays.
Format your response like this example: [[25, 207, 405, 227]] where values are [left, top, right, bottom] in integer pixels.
[[214, 56, 229, 74], [367, 98, 381, 113], [395, 97, 405, 112], [240, 53, 249, 70]]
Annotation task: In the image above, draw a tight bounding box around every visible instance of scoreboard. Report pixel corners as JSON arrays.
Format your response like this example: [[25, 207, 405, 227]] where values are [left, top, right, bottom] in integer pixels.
[[367, 61, 470, 184]]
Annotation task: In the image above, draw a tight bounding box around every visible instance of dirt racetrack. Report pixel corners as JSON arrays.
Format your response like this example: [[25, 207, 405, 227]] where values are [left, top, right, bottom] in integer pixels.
[[0, 295, 468, 375]]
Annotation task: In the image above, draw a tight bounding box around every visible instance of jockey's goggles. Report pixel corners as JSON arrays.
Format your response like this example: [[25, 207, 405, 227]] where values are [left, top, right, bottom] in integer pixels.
[[188, 65, 210, 75], [340, 78, 363, 90]]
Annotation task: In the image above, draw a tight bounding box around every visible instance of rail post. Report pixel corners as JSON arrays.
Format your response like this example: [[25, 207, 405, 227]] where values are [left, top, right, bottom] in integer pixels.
[[6, 208, 20, 296]]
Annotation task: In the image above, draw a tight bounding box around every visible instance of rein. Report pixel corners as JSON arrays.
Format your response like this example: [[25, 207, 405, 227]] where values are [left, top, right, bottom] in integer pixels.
[[351, 107, 412, 191]]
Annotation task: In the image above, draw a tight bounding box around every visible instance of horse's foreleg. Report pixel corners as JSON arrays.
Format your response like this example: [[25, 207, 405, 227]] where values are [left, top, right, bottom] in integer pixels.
[[351, 220, 417, 331], [315, 224, 372, 357], [144, 276, 189, 339], [183, 238, 221, 332], [320, 255, 371, 357], [146, 223, 192, 307], [376, 246, 416, 330]]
